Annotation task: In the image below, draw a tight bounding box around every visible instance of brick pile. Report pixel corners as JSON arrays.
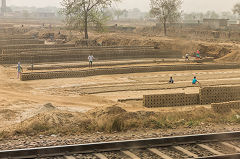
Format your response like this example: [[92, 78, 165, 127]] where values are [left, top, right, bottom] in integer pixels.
[[212, 101, 240, 113], [143, 85, 240, 108], [200, 86, 240, 105], [143, 93, 199, 107]]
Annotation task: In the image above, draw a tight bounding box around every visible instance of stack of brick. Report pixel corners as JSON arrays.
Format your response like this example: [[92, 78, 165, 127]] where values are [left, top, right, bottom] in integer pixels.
[[200, 86, 240, 105], [20, 65, 240, 81], [143, 93, 199, 107], [143, 86, 240, 108], [212, 100, 240, 113], [0, 48, 181, 64]]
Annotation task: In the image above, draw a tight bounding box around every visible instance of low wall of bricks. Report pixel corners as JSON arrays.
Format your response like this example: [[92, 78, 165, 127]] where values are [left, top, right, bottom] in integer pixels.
[[21, 65, 199, 81], [0, 44, 76, 51], [1, 45, 153, 54], [143, 85, 240, 108], [21, 68, 126, 81], [26, 61, 156, 71], [0, 35, 33, 40], [1, 49, 181, 64], [0, 39, 44, 46], [211, 101, 240, 114], [20, 64, 240, 81], [0, 45, 152, 52], [200, 86, 240, 105], [143, 93, 199, 107]]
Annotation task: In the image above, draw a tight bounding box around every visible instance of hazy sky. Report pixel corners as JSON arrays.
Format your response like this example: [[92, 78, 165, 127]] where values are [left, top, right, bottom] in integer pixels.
[[6, 0, 240, 13]]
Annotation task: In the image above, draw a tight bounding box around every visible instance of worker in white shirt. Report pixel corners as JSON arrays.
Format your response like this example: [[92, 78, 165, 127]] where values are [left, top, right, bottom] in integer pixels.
[[88, 55, 95, 68]]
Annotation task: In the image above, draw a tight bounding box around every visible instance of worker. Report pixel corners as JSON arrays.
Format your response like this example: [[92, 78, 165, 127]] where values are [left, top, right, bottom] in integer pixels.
[[169, 77, 174, 84], [17, 62, 23, 79], [88, 54, 95, 68], [192, 76, 199, 85], [185, 53, 189, 61], [196, 50, 200, 59]]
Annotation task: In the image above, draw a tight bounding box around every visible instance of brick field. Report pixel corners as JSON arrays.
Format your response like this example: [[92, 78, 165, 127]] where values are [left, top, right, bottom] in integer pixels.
[[1, 22, 240, 134]]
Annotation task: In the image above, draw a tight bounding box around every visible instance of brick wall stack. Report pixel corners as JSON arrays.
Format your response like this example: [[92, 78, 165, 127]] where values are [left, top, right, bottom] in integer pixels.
[[0, 39, 44, 45], [20, 64, 240, 81], [200, 86, 240, 105], [211, 101, 240, 114], [143, 93, 199, 108], [1, 48, 182, 64], [143, 85, 240, 108]]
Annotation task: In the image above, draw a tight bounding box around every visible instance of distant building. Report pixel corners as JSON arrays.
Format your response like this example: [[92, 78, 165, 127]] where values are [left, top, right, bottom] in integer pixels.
[[182, 20, 201, 24], [203, 19, 229, 29], [228, 20, 240, 29], [34, 12, 56, 18], [228, 20, 238, 25]]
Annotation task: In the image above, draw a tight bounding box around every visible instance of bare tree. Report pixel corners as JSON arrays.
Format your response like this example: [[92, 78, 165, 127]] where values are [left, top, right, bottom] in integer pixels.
[[61, 0, 120, 39], [205, 11, 219, 19], [233, 3, 240, 16], [114, 9, 126, 20], [150, 0, 182, 36]]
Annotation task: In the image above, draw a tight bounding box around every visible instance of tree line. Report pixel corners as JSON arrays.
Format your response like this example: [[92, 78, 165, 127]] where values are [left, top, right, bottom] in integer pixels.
[[61, 0, 240, 39]]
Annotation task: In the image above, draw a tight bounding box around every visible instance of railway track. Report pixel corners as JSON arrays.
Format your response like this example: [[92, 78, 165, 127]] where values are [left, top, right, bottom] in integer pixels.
[[1, 132, 240, 159]]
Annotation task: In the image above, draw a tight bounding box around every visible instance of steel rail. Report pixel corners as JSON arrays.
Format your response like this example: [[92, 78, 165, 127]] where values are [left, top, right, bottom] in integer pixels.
[[196, 153, 240, 159], [0, 131, 239, 158]]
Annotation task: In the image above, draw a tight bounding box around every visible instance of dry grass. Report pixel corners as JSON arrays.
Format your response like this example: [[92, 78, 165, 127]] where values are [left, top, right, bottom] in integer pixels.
[[1, 105, 240, 139]]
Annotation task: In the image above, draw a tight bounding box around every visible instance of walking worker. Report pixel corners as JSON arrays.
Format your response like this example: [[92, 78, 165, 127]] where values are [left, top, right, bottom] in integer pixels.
[[88, 54, 95, 68], [169, 77, 174, 84], [17, 62, 23, 79]]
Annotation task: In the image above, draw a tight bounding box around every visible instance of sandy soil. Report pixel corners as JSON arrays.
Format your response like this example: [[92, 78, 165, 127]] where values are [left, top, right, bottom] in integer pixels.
[[1, 60, 240, 132], [0, 24, 240, 151]]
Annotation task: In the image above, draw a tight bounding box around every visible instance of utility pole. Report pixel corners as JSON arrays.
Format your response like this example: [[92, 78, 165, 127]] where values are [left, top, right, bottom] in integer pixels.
[[1, 0, 6, 16]]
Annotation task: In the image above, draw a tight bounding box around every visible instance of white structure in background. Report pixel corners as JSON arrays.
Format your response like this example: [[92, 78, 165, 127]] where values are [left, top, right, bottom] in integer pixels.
[[1, 0, 6, 16]]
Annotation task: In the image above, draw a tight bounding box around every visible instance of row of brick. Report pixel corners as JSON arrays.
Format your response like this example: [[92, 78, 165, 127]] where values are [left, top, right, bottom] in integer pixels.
[[212, 101, 240, 114], [200, 86, 240, 105], [1, 45, 152, 53], [143, 93, 199, 107], [1, 49, 181, 64], [143, 85, 240, 108], [20, 64, 240, 81]]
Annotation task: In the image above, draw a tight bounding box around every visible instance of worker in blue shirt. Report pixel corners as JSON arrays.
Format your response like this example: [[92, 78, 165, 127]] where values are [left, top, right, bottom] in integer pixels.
[[192, 76, 199, 84]]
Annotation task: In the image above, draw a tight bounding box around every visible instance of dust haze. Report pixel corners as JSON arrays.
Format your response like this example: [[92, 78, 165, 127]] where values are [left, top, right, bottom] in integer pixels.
[[6, 0, 239, 12]]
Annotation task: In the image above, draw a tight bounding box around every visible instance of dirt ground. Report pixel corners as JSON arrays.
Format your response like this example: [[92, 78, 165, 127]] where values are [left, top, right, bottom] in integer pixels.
[[0, 19, 240, 152], [1, 59, 240, 133]]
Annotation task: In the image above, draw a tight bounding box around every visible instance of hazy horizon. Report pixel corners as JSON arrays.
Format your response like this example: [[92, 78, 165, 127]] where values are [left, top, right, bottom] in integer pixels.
[[6, 0, 240, 13]]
